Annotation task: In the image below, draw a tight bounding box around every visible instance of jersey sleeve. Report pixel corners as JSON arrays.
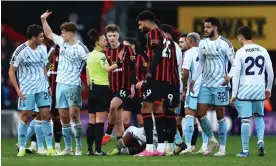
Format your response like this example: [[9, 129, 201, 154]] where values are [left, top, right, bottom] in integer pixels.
[[192, 42, 205, 81], [231, 50, 242, 97], [99, 54, 109, 69], [42, 45, 49, 65], [264, 49, 274, 90], [9, 47, 23, 67], [175, 43, 183, 67], [182, 50, 193, 70], [222, 39, 235, 64], [79, 43, 90, 61], [127, 46, 136, 84], [147, 29, 161, 48], [53, 34, 64, 46]]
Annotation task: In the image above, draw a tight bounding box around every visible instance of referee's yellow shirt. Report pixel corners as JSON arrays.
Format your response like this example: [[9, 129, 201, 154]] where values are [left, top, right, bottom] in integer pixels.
[[86, 50, 109, 86]]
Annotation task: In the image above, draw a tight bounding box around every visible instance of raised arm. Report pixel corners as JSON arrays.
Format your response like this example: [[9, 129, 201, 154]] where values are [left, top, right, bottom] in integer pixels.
[[41, 10, 54, 41]]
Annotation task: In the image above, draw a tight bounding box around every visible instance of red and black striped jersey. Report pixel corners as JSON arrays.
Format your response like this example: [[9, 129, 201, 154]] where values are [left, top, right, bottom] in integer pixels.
[[146, 27, 170, 83], [169, 40, 180, 89], [105, 44, 136, 94], [136, 53, 149, 99], [48, 46, 60, 106]]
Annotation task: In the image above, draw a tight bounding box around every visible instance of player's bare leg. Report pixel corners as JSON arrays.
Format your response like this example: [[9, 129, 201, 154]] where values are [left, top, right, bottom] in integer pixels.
[[94, 111, 108, 156], [58, 108, 73, 156], [123, 110, 131, 130], [103, 97, 123, 145], [17, 110, 32, 156], [137, 114, 144, 127], [86, 113, 95, 155], [69, 106, 83, 155], [134, 102, 155, 156], [115, 109, 124, 141], [39, 107, 56, 156], [197, 103, 219, 155], [213, 106, 227, 156]]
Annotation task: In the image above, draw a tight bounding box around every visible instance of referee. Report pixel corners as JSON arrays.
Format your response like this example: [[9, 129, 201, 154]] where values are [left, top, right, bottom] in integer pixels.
[[86, 29, 122, 156]]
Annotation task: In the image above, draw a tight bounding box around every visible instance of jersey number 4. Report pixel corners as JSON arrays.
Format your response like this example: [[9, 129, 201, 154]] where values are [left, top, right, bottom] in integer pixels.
[[245, 56, 265, 75]]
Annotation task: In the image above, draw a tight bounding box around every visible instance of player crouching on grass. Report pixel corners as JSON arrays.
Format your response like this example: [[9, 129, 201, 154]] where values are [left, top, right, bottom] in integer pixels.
[[107, 126, 146, 155]]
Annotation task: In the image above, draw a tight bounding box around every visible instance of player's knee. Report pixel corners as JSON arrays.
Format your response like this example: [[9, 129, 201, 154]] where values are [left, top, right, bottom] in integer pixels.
[[71, 115, 79, 123], [123, 115, 130, 124], [253, 113, 261, 118], [60, 114, 71, 124], [110, 105, 117, 113], [96, 114, 105, 123], [20, 111, 31, 123], [196, 111, 205, 119], [35, 113, 41, 120], [40, 113, 51, 121], [216, 113, 225, 121]]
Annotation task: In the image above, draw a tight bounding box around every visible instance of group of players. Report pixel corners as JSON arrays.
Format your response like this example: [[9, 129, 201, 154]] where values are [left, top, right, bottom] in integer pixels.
[[9, 10, 273, 157]]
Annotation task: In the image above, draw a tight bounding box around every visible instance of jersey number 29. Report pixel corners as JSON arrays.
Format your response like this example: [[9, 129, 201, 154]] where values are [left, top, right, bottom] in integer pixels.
[[245, 56, 265, 75]]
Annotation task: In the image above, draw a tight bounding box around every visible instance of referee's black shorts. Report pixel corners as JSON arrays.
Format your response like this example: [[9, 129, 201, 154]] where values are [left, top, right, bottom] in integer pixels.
[[88, 84, 111, 114]]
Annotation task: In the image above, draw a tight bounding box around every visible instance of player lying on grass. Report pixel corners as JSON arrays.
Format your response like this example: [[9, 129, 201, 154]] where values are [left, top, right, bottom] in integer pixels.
[[107, 126, 186, 156]]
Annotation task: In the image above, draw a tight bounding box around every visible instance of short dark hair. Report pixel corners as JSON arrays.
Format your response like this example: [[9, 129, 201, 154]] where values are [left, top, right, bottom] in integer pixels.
[[237, 26, 252, 40], [205, 17, 220, 27], [105, 24, 120, 33], [160, 24, 172, 34], [136, 10, 156, 22], [60, 22, 77, 33], [87, 29, 103, 47], [155, 19, 161, 27], [26, 24, 43, 39], [180, 33, 188, 38], [124, 37, 137, 46]]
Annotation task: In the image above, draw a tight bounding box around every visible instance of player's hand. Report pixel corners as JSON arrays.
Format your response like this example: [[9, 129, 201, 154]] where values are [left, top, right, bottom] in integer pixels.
[[265, 90, 271, 99], [222, 75, 230, 86], [129, 85, 135, 98], [118, 50, 126, 61], [17, 90, 25, 100], [230, 96, 236, 106], [136, 81, 143, 89], [41, 10, 52, 20], [189, 80, 195, 93], [49, 87, 53, 96]]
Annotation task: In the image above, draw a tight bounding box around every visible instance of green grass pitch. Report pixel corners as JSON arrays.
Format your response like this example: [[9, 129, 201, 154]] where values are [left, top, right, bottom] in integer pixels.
[[1, 136, 276, 166]]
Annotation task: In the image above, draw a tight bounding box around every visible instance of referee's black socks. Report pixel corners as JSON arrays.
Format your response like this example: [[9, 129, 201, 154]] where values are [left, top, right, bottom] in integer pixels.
[[86, 123, 95, 152]]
